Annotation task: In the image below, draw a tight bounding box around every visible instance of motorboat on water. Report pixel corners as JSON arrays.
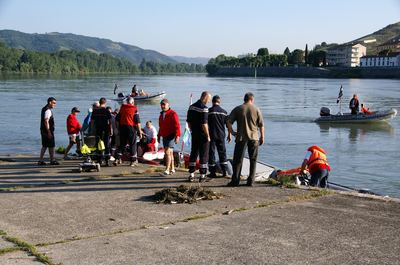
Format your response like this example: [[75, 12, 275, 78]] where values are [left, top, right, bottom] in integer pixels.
[[315, 107, 397, 123], [112, 91, 166, 104]]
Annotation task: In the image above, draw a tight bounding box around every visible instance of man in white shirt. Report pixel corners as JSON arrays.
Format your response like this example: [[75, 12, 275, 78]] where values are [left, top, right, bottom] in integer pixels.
[[38, 97, 59, 165]]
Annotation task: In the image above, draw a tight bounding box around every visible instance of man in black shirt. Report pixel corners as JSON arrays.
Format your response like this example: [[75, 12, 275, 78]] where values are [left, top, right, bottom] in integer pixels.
[[186, 91, 211, 182], [91, 97, 112, 165], [208, 95, 231, 178], [38, 97, 59, 166]]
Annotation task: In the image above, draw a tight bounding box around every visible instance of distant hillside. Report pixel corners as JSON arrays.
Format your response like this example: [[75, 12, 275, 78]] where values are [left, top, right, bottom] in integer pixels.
[[170, 56, 210, 65], [345, 21, 400, 55], [0, 30, 177, 64]]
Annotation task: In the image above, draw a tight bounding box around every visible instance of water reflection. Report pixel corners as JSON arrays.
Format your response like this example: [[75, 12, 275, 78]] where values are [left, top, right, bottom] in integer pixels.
[[318, 122, 395, 142]]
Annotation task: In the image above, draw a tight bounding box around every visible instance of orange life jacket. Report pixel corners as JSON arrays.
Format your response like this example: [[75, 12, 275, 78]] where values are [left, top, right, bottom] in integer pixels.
[[307, 145, 330, 172]]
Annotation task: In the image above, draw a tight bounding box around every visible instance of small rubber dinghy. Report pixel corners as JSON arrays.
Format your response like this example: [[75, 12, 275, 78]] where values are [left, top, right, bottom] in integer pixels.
[[315, 107, 397, 123], [113, 91, 166, 104]]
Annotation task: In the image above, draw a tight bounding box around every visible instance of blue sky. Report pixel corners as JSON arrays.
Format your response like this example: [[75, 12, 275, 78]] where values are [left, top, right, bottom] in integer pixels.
[[0, 0, 399, 57]]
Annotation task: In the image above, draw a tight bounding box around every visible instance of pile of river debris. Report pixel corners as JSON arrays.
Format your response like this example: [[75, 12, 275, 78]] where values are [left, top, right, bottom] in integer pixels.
[[154, 185, 223, 204]]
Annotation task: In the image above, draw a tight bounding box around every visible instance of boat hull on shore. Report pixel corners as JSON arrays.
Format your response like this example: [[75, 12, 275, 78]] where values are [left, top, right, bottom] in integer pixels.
[[315, 108, 397, 123]]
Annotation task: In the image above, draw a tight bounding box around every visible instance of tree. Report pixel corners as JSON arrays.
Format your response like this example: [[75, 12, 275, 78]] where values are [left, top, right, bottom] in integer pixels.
[[291, 49, 305, 65], [257, 48, 269, 56], [305, 44, 309, 64]]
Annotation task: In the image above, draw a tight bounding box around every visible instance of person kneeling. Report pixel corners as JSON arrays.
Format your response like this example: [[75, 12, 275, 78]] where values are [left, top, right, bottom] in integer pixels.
[[300, 145, 331, 188]]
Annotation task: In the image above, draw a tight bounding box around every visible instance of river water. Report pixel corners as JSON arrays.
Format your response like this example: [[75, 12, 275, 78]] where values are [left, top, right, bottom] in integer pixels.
[[1, 74, 399, 197]]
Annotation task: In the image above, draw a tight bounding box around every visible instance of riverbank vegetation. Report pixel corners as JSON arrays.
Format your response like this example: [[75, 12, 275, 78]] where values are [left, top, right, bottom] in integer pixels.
[[206, 44, 329, 75], [0, 42, 205, 74]]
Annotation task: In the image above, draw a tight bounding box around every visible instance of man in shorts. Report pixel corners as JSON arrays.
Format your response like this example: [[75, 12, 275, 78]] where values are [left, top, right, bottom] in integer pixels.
[[158, 99, 181, 176], [38, 97, 59, 165]]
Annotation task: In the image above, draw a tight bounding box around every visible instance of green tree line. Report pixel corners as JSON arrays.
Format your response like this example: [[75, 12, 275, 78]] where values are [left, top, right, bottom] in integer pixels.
[[206, 46, 327, 75], [0, 42, 205, 74]]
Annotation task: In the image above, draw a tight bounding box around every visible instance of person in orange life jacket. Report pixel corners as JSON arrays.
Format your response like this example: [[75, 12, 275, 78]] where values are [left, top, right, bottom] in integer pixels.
[[115, 97, 142, 166], [158, 99, 181, 176], [187, 91, 212, 182], [361, 104, 372, 115], [64, 107, 82, 159], [300, 145, 331, 188], [38, 97, 59, 166], [349, 94, 360, 115]]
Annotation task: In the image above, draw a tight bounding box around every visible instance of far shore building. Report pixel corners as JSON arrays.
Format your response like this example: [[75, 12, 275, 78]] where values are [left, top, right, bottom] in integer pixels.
[[326, 43, 366, 67], [377, 35, 400, 53], [360, 52, 400, 67]]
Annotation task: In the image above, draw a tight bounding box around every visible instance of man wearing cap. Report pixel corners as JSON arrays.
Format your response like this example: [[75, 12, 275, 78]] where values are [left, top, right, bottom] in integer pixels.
[[158, 98, 181, 176], [186, 91, 212, 182], [64, 107, 82, 160]]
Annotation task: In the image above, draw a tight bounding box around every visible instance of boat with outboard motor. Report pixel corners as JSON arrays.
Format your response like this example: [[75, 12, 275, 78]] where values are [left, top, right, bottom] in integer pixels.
[[315, 107, 397, 123], [112, 91, 166, 104]]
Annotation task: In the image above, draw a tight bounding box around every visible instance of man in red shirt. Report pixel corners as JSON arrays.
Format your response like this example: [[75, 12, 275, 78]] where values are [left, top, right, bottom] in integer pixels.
[[116, 97, 142, 166], [64, 107, 82, 159], [158, 99, 181, 176]]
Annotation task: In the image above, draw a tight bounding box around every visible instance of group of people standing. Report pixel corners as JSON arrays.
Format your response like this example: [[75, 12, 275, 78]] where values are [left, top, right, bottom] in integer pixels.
[[39, 90, 330, 188], [160, 91, 265, 186]]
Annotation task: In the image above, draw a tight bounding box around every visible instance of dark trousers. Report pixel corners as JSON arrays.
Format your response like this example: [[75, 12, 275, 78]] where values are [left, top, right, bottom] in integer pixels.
[[189, 135, 209, 175], [118, 125, 137, 162], [231, 140, 259, 186], [310, 169, 329, 188], [95, 128, 110, 162], [208, 139, 228, 176]]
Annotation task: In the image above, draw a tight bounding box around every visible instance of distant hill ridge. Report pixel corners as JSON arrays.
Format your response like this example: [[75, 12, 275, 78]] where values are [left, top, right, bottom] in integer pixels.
[[345, 21, 400, 54], [0, 30, 177, 64]]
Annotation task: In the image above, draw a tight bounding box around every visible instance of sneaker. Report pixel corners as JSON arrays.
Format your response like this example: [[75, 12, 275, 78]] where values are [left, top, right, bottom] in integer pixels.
[[199, 175, 206, 183], [199, 175, 210, 183], [160, 170, 170, 177], [188, 173, 195, 182], [170, 169, 176, 174], [130, 161, 138, 167], [118, 158, 122, 164], [37, 161, 46, 166], [50, 160, 60, 165], [109, 156, 116, 162]]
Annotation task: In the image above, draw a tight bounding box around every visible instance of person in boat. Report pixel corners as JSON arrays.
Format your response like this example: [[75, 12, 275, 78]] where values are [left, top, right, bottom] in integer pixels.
[[300, 145, 331, 188], [227, 92, 264, 187], [208, 95, 231, 178], [361, 103, 373, 115], [187, 91, 212, 182], [130, 85, 138, 97], [158, 99, 181, 176], [349, 94, 360, 115], [138, 88, 148, 97], [115, 97, 142, 166], [64, 107, 82, 160]]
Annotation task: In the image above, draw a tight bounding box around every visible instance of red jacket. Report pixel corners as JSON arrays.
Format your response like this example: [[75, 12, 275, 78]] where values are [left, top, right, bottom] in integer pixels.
[[119, 104, 139, 126], [159, 108, 181, 137], [66, 114, 82, 134]]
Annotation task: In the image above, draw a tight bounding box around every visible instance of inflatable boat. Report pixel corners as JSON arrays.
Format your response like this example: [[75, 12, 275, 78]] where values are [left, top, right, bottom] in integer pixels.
[[315, 107, 397, 123]]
